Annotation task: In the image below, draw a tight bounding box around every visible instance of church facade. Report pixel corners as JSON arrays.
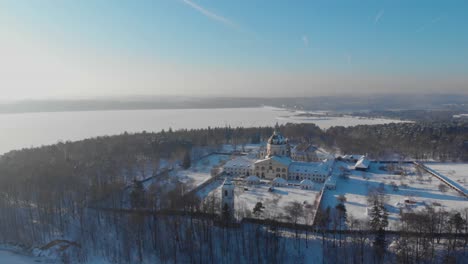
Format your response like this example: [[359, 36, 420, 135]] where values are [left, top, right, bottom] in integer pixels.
[[253, 130, 292, 180]]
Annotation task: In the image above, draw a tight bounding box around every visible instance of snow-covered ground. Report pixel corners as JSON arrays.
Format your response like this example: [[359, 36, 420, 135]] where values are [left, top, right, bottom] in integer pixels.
[[322, 161, 468, 230], [202, 180, 322, 223], [0, 247, 53, 264], [424, 163, 468, 193], [175, 153, 230, 190]]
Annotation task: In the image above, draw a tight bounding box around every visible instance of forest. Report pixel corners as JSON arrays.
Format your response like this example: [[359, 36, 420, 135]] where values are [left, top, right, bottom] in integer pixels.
[[0, 121, 467, 263]]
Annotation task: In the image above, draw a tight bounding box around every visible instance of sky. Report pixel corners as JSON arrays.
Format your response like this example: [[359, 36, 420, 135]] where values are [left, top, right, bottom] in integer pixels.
[[0, 0, 467, 100]]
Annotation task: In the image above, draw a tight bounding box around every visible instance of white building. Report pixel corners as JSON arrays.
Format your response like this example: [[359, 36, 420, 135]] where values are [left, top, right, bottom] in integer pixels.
[[221, 179, 235, 219], [339, 154, 365, 163], [354, 156, 370, 171], [245, 175, 260, 185], [223, 156, 255, 176], [288, 161, 331, 182], [272, 177, 287, 187], [225, 130, 335, 186]]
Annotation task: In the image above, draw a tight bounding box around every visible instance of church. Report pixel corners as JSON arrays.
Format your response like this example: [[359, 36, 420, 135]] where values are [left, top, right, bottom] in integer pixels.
[[254, 130, 292, 179], [224, 129, 332, 183]]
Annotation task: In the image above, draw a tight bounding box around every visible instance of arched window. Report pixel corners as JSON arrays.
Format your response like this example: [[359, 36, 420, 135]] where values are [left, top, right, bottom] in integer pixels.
[[224, 190, 228, 196], [276, 168, 280, 172], [261, 166, 265, 171], [282, 168, 286, 172]]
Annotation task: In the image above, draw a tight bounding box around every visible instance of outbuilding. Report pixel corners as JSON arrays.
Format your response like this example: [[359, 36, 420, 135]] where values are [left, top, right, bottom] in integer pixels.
[[272, 177, 287, 187], [354, 157, 370, 171], [246, 175, 260, 185], [300, 179, 314, 190]]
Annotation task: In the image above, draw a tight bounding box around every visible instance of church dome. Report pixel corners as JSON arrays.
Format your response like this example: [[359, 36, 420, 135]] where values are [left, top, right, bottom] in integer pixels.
[[268, 131, 287, 145]]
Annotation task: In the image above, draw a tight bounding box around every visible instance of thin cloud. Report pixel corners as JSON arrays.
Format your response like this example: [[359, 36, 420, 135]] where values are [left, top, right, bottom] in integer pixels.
[[302, 35, 309, 47], [374, 9, 384, 24], [182, 0, 240, 31], [417, 15, 443, 32]]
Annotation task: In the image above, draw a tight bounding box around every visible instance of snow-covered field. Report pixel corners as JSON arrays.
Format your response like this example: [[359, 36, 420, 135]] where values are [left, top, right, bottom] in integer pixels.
[[175, 153, 230, 190], [424, 163, 468, 193], [322, 161, 468, 230], [202, 181, 322, 223], [0, 248, 52, 264]]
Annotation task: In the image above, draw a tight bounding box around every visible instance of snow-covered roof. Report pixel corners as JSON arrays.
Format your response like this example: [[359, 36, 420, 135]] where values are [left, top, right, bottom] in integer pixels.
[[224, 156, 255, 169], [355, 157, 370, 169], [272, 177, 287, 184], [300, 179, 314, 186], [292, 143, 317, 153], [289, 161, 329, 174], [255, 156, 292, 166], [223, 178, 234, 188], [246, 175, 260, 182], [325, 177, 336, 186], [342, 154, 364, 161]]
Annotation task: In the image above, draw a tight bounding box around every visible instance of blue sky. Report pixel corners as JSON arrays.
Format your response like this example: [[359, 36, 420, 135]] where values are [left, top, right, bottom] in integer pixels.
[[0, 0, 467, 99]]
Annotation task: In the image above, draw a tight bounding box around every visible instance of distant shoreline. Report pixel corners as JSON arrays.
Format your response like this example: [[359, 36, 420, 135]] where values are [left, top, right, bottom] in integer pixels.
[[0, 105, 277, 115], [1, 94, 467, 115]]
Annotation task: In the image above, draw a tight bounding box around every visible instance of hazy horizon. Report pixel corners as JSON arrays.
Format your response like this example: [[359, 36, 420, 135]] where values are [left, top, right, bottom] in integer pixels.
[[1, 0, 467, 101]]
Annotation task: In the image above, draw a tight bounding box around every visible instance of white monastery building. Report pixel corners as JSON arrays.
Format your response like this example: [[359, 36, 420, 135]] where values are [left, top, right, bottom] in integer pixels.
[[224, 131, 334, 187], [223, 156, 255, 176], [288, 160, 332, 182], [224, 130, 333, 184]]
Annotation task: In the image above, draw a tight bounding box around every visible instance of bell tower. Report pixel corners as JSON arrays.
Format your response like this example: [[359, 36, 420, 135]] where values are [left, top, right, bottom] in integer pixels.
[[221, 179, 235, 220]]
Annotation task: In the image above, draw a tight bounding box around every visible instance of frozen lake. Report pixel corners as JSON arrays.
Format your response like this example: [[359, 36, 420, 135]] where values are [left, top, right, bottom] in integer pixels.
[[0, 107, 403, 154]]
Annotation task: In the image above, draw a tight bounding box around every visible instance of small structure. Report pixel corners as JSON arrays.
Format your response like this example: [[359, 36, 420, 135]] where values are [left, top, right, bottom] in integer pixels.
[[300, 179, 314, 190], [403, 197, 417, 204], [272, 177, 287, 187], [338, 154, 364, 163], [354, 156, 370, 171], [221, 179, 235, 219], [325, 177, 337, 190], [245, 175, 260, 185]]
